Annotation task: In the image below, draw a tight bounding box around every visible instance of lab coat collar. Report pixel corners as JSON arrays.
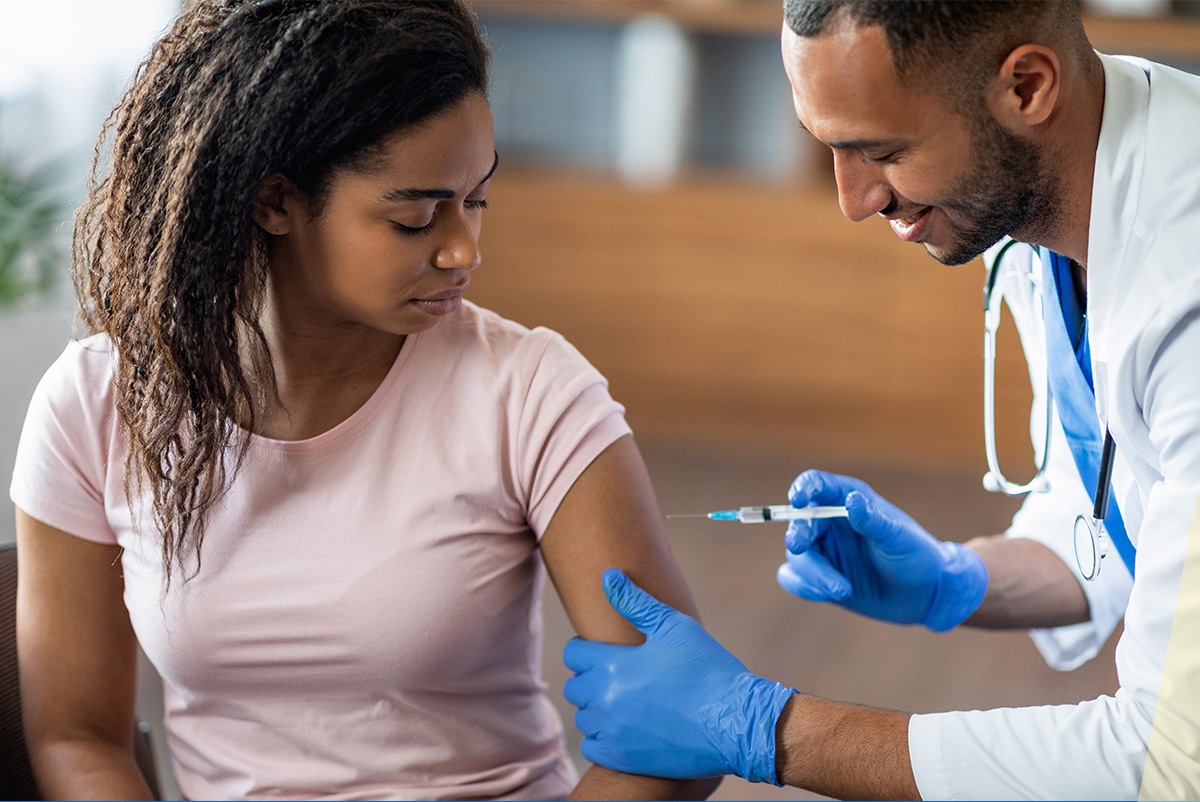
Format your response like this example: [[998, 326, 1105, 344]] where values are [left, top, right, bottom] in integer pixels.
[[1085, 54, 1151, 372]]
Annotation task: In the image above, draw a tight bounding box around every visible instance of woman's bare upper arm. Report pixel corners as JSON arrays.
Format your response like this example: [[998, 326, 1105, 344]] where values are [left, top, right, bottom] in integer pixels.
[[539, 434, 700, 645], [15, 508, 139, 749]]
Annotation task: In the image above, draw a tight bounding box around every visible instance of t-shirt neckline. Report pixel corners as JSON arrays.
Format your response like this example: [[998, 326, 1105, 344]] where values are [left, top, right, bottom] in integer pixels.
[[246, 331, 421, 455]]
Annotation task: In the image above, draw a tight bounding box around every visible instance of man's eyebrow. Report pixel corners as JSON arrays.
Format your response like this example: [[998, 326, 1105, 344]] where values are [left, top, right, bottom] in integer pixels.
[[795, 120, 901, 151], [827, 137, 903, 150], [381, 151, 500, 203]]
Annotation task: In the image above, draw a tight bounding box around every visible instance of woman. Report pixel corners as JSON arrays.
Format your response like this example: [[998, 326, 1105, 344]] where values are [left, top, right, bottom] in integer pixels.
[[11, 1, 713, 799]]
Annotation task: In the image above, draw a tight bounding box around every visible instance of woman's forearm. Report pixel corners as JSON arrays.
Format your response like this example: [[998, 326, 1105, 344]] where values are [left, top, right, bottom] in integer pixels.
[[569, 765, 720, 800]]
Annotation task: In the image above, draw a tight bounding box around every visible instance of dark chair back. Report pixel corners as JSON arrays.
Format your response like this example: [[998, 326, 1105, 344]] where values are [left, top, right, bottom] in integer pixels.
[[0, 542, 161, 799]]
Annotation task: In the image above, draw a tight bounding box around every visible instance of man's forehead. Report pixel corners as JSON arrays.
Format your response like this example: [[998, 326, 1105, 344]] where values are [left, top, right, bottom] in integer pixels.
[[782, 21, 900, 97], [782, 22, 933, 145]]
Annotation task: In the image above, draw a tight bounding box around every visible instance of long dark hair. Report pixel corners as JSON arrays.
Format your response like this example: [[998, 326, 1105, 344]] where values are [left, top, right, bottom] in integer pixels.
[[72, 0, 490, 584]]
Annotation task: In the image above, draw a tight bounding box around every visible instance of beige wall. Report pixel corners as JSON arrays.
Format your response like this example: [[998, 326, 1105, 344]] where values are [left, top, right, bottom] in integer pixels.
[[471, 167, 1037, 474]]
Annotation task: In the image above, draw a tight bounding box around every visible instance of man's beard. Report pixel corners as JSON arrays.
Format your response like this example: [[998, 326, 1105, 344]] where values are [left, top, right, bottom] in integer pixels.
[[929, 111, 1060, 266]]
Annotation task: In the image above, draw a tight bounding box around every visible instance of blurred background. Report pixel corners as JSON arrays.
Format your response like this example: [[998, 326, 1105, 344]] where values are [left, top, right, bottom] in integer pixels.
[[2, 1, 1198, 798]]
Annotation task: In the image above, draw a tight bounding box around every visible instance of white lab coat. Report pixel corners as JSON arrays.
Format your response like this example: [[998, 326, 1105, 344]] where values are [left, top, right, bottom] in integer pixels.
[[908, 54, 1200, 799]]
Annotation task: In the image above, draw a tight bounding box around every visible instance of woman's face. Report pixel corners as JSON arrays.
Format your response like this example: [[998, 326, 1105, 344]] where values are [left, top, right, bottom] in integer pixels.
[[261, 91, 496, 339]]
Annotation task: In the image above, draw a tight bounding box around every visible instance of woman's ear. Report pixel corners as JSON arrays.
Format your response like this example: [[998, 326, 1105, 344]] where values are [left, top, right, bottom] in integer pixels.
[[988, 44, 1061, 132], [251, 174, 295, 235]]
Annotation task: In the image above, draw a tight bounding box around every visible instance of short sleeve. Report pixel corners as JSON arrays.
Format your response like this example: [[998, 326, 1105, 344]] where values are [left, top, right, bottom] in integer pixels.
[[10, 338, 120, 544], [514, 331, 632, 537]]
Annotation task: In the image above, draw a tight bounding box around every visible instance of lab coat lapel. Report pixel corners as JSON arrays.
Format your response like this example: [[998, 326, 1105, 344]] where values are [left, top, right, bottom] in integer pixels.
[[1085, 54, 1151, 422]]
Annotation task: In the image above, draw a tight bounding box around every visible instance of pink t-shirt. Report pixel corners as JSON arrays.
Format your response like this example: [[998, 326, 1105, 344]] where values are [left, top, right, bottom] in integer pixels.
[[11, 301, 631, 800]]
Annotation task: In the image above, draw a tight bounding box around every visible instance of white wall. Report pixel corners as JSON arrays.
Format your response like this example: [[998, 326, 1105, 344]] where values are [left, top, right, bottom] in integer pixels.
[[0, 291, 78, 547], [1, 0, 178, 547]]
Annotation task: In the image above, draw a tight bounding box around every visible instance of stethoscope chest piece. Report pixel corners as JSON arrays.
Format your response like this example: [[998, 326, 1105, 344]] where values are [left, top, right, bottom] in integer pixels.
[[1074, 428, 1117, 582], [1073, 512, 1109, 582]]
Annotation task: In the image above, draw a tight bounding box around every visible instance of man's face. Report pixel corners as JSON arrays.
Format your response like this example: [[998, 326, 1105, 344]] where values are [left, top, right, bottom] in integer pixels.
[[781, 21, 1054, 265]]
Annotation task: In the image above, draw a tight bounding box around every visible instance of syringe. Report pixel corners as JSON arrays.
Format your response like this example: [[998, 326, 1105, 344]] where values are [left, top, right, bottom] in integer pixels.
[[669, 505, 849, 523]]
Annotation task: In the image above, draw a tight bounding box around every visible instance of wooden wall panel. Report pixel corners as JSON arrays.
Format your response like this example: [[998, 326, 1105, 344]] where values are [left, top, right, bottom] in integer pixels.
[[470, 168, 1037, 474]]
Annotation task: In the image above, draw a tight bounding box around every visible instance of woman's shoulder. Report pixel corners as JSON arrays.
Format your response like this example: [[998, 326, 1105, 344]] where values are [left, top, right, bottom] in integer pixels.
[[423, 301, 605, 394], [437, 300, 571, 362], [35, 332, 118, 411]]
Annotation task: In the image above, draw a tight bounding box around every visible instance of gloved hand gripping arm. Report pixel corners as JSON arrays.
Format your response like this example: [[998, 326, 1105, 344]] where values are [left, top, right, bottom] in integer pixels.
[[563, 569, 921, 798], [563, 569, 796, 785]]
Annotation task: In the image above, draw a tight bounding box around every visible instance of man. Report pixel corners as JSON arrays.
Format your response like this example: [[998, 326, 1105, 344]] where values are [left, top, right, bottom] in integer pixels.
[[561, 1, 1200, 797]]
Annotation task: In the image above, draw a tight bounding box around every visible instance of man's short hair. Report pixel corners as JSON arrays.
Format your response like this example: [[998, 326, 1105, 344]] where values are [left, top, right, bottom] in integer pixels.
[[783, 1, 1086, 110]]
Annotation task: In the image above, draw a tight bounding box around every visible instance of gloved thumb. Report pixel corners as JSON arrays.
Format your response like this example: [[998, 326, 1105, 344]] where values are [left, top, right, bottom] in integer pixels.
[[601, 568, 679, 637]]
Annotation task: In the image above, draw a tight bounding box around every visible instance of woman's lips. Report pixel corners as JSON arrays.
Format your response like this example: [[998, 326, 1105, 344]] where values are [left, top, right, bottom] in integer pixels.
[[411, 287, 466, 316], [888, 206, 932, 242]]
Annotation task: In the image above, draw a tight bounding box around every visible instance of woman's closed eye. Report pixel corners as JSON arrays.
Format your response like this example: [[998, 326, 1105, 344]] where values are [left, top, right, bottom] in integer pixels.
[[391, 218, 435, 236], [391, 199, 488, 237]]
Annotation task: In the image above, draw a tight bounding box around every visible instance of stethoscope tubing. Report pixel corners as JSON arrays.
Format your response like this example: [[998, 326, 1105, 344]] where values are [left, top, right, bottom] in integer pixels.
[[982, 244, 1053, 496], [1074, 428, 1116, 581], [983, 244, 1117, 581]]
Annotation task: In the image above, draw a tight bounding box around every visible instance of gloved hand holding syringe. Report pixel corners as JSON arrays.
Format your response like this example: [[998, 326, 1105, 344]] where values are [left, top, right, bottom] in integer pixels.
[[668, 505, 848, 523]]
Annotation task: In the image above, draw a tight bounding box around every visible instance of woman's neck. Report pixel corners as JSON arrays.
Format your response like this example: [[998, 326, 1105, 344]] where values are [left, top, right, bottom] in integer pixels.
[[243, 310, 406, 442]]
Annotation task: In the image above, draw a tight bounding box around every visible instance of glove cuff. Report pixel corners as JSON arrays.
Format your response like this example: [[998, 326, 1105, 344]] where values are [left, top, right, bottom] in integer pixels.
[[922, 541, 989, 632], [723, 673, 797, 786]]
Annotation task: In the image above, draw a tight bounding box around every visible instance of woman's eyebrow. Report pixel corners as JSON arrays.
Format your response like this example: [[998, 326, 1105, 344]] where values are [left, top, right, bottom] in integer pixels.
[[382, 186, 455, 202], [381, 151, 499, 203]]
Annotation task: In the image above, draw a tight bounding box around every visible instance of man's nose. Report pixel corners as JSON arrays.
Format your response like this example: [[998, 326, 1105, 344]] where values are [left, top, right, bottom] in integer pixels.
[[831, 151, 892, 223]]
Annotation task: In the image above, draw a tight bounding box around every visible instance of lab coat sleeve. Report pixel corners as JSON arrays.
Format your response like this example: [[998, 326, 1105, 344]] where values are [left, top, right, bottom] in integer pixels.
[[909, 278, 1200, 799]]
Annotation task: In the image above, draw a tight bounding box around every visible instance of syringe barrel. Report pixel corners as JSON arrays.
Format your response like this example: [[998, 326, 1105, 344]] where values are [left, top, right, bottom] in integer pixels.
[[735, 506, 769, 522], [736, 505, 848, 522]]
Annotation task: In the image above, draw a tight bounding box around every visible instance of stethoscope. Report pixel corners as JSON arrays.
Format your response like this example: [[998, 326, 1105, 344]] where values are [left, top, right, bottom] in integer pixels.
[[982, 241, 1113, 581], [982, 239, 1053, 496], [1073, 429, 1114, 581]]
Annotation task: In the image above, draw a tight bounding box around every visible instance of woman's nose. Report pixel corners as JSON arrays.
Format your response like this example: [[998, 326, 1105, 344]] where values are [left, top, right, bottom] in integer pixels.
[[433, 208, 482, 271]]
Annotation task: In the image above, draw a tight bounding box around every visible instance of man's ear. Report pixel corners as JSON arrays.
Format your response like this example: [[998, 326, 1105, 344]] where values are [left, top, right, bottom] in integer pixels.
[[251, 174, 296, 235], [988, 44, 1061, 132]]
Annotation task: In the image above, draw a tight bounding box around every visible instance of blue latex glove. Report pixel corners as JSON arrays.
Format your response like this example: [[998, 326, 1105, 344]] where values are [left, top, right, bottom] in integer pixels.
[[562, 569, 795, 784], [778, 469, 988, 632]]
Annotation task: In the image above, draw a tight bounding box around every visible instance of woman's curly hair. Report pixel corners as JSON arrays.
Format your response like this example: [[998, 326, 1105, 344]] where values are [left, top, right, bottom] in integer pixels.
[[72, 0, 489, 585]]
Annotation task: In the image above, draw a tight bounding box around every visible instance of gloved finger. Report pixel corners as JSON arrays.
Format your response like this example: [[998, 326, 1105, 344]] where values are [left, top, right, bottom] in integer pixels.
[[785, 517, 839, 553], [572, 704, 602, 737], [785, 518, 816, 553], [562, 636, 597, 674], [563, 671, 596, 709], [776, 552, 851, 601], [601, 568, 683, 637], [580, 734, 620, 774], [845, 490, 926, 556], [788, 469, 870, 508]]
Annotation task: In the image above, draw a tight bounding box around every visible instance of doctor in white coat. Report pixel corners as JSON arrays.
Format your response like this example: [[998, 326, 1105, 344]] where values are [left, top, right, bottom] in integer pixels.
[[560, 1, 1200, 797]]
